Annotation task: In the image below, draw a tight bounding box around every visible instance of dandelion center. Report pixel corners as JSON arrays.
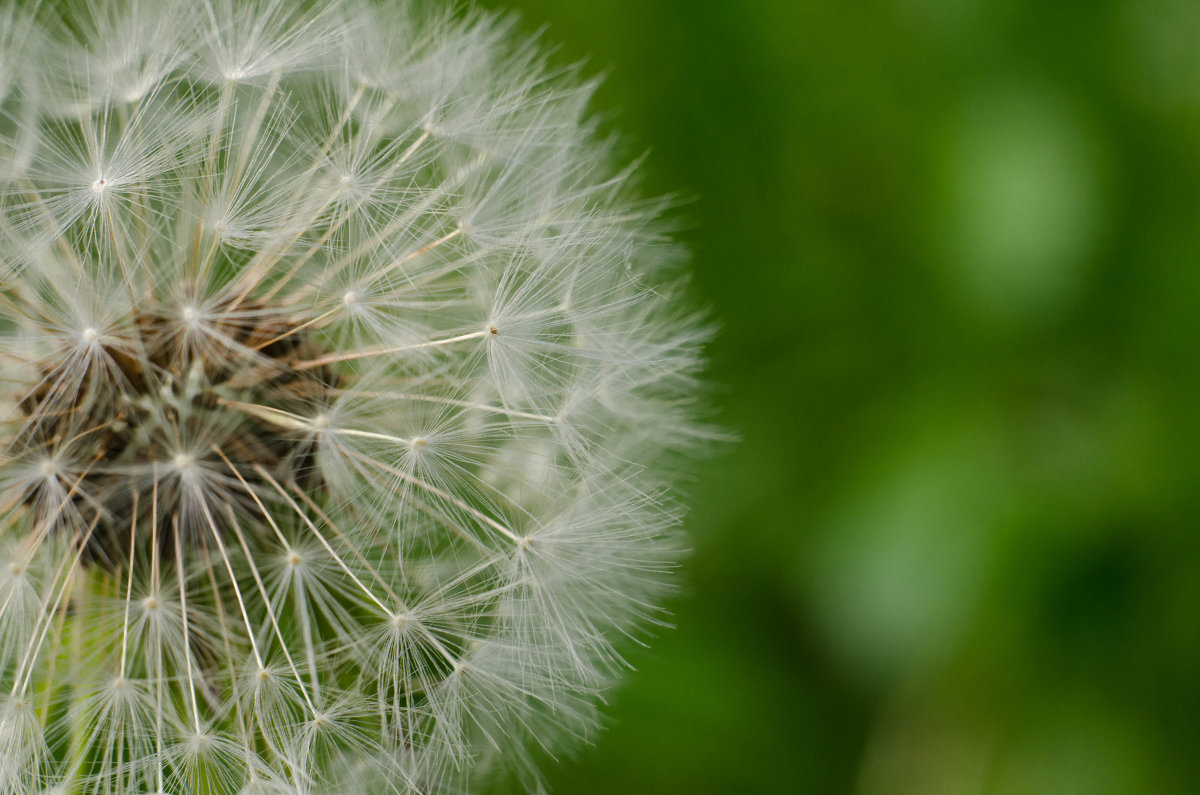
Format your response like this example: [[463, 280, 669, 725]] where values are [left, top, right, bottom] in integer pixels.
[[15, 303, 338, 566]]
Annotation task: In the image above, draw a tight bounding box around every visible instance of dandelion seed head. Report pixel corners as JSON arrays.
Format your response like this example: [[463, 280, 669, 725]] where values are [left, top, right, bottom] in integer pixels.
[[0, 0, 709, 791]]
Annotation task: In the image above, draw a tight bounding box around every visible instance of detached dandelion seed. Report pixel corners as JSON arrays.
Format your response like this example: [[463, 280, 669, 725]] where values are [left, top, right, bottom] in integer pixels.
[[0, 0, 710, 792]]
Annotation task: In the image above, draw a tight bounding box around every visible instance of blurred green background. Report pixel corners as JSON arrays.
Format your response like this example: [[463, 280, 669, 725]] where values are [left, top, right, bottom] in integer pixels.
[[478, 1, 1200, 792]]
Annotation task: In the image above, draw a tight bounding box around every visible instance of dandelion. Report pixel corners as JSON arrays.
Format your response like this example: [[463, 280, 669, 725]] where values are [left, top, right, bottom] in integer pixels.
[[0, 1, 708, 792]]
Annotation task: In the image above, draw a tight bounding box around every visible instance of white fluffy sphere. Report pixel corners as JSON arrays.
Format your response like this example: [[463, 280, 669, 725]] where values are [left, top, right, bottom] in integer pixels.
[[0, 1, 708, 792]]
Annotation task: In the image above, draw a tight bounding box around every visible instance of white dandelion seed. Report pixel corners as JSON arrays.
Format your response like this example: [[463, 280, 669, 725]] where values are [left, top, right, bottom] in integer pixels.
[[0, 0, 709, 792]]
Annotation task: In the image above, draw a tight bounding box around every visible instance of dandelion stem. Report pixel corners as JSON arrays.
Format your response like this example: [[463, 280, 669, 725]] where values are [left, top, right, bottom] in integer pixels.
[[217, 399, 313, 431], [196, 496, 265, 671], [249, 305, 340, 351], [344, 390, 560, 424], [119, 489, 140, 676], [292, 328, 490, 370], [151, 466, 166, 793], [173, 514, 204, 734]]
